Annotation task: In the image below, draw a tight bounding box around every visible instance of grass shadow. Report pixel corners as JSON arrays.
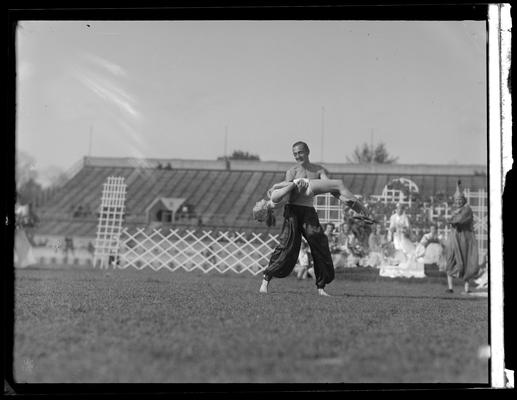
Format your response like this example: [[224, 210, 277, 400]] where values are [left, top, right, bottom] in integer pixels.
[[340, 292, 488, 301]]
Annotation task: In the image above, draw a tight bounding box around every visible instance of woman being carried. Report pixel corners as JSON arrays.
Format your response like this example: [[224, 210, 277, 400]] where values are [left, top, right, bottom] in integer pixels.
[[253, 178, 376, 227]]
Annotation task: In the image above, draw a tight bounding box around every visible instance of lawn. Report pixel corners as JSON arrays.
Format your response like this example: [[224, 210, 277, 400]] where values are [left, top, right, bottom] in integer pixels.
[[11, 267, 489, 384]]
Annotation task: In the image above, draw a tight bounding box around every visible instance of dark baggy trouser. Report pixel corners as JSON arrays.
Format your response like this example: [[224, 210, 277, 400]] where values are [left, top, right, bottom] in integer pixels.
[[263, 204, 335, 289]]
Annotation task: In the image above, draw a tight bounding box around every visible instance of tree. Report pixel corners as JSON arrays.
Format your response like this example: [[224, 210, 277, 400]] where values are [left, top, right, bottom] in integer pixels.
[[217, 150, 260, 161], [38, 165, 68, 188], [346, 142, 398, 164], [16, 150, 38, 190], [17, 178, 44, 206]]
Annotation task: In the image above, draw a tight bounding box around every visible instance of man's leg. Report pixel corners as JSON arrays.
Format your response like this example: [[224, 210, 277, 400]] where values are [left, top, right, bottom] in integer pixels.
[[446, 274, 454, 292], [261, 206, 302, 293], [301, 208, 335, 295]]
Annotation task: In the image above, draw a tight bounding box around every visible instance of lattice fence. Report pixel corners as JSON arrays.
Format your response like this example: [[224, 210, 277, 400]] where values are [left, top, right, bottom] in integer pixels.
[[116, 228, 279, 275]]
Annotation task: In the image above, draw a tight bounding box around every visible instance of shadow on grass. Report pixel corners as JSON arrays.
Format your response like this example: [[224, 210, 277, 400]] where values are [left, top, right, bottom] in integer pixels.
[[340, 292, 488, 301]]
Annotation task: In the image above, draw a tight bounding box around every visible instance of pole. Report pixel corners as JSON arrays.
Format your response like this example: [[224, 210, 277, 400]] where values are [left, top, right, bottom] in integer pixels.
[[321, 106, 325, 162], [370, 128, 374, 164], [88, 125, 93, 157], [224, 126, 228, 158]]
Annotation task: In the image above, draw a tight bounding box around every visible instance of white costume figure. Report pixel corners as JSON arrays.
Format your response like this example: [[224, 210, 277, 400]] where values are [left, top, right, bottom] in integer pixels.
[[380, 204, 424, 278], [378, 239, 426, 279], [388, 203, 411, 252]]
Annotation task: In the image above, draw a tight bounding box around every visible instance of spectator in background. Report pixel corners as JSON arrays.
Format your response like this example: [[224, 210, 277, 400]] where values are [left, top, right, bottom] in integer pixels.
[[14, 202, 36, 268], [367, 224, 387, 268], [335, 222, 362, 268], [388, 202, 411, 251], [64, 236, 75, 257], [87, 241, 95, 259], [415, 224, 446, 270], [337, 222, 355, 250], [294, 239, 312, 280], [474, 252, 488, 289], [324, 223, 339, 252]]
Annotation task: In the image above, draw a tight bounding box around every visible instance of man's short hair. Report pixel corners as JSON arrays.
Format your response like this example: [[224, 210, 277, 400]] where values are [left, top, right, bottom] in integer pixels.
[[292, 141, 309, 152]]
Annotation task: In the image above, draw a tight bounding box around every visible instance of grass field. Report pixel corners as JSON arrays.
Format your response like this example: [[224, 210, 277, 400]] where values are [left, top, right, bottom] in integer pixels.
[[12, 267, 489, 384]]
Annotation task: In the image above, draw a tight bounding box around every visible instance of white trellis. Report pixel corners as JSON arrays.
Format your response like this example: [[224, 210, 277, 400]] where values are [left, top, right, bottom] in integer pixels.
[[464, 188, 488, 260], [93, 176, 127, 269], [427, 201, 452, 241], [314, 193, 344, 225], [117, 228, 279, 275], [371, 177, 420, 206]]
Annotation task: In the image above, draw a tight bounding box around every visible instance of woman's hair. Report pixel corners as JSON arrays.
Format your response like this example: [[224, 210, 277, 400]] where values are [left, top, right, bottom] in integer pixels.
[[252, 199, 276, 227]]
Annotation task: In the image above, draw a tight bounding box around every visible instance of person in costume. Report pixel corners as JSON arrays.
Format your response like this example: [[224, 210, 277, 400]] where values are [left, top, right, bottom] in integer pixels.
[[444, 180, 480, 294], [253, 152, 374, 297], [388, 202, 411, 251]]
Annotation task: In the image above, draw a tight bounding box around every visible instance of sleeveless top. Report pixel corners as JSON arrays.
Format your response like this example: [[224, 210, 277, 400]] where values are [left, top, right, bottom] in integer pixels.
[[289, 178, 314, 207]]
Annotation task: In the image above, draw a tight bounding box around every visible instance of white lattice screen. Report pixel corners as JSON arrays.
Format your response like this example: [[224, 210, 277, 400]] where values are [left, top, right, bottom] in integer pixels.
[[93, 177, 127, 269], [464, 188, 488, 260], [371, 189, 408, 205], [314, 193, 343, 225], [118, 228, 279, 275]]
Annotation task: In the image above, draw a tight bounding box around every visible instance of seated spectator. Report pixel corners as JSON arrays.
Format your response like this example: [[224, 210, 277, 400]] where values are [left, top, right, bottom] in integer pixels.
[[366, 224, 388, 268], [368, 223, 386, 253], [474, 253, 488, 289], [324, 222, 339, 253], [334, 222, 363, 268], [294, 239, 311, 280], [415, 224, 446, 270]]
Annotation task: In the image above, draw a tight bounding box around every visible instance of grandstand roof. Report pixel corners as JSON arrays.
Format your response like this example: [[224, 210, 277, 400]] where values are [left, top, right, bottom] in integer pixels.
[[33, 157, 488, 238]]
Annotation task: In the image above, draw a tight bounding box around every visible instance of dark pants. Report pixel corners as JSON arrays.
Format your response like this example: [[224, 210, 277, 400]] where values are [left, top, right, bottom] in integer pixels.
[[263, 204, 335, 289]]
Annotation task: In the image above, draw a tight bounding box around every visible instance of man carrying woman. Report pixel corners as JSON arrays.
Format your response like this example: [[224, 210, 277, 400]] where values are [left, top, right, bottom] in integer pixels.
[[252, 141, 374, 296]]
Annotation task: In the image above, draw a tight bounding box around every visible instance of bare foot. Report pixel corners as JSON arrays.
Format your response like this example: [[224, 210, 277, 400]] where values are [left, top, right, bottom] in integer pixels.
[[318, 289, 331, 297], [259, 280, 268, 294]]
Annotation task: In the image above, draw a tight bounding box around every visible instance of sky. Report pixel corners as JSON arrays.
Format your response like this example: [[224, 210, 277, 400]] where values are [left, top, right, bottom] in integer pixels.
[[16, 20, 487, 174]]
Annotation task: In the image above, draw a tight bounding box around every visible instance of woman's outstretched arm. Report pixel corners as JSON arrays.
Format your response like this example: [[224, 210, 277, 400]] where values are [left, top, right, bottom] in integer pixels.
[[269, 181, 297, 203]]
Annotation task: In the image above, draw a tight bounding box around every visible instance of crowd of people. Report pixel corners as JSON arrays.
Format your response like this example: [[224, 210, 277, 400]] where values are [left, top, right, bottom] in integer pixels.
[[295, 188, 484, 292], [293, 212, 447, 277]]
